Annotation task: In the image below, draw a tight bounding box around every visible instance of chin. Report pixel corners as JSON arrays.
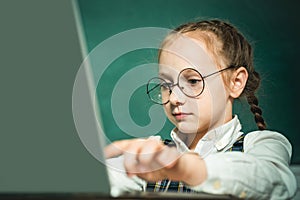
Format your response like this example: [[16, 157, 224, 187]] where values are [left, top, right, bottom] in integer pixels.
[[177, 122, 199, 134]]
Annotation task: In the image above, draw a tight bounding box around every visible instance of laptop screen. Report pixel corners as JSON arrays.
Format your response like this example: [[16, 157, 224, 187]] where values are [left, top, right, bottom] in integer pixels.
[[0, 0, 110, 194]]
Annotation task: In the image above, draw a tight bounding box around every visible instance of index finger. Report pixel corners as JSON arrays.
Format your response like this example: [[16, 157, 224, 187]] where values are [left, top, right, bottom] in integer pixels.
[[104, 140, 128, 158], [104, 139, 138, 158]]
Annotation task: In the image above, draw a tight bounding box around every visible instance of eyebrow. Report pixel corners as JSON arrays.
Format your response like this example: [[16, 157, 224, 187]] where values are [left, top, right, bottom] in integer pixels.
[[158, 72, 174, 81]]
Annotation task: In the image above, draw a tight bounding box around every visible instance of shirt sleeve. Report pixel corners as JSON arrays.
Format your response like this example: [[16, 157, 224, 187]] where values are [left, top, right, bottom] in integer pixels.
[[188, 130, 297, 199], [106, 156, 146, 196]]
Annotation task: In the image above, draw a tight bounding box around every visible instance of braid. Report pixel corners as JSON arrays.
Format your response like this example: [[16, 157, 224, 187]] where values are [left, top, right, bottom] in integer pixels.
[[244, 70, 267, 130], [169, 19, 267, 130], [246, 94, 266, 130]]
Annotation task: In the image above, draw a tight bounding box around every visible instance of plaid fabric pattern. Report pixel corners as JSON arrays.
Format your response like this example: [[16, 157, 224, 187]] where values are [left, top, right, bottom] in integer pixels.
[[145, 134, 246, 192], [226, 134, 246, 152], [145, 180, 192, 192]]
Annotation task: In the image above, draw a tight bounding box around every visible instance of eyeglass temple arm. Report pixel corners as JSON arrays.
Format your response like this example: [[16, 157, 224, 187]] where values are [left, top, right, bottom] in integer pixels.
[[202, 65, 235, 79]]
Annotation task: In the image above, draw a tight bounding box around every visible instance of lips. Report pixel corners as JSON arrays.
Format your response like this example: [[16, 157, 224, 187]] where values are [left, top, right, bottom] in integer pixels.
[[172, 112, 192, 120]]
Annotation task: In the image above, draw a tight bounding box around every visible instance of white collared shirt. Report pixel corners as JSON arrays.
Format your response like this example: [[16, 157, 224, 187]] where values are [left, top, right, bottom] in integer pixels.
[[170, 115, 243, 157], [106, 116, 297, 199]]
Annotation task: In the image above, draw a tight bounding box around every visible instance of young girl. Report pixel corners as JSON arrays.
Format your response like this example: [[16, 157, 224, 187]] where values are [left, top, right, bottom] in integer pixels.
[[105, 19, 297, 199]]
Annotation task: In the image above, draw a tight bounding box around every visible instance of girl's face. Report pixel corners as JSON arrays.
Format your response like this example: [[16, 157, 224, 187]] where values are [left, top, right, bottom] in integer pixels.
[[159, 34, 232, 137]]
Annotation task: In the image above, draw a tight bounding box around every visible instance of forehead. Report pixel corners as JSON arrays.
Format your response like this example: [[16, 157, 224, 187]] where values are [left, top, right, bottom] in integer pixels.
[[159, 34, 217, 76]]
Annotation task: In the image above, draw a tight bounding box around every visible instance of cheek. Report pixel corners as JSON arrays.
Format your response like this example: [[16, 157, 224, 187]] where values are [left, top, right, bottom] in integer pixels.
[[204, 78, 229, 128], [195, 90, 213, 123], [163, 104, 173, 121]]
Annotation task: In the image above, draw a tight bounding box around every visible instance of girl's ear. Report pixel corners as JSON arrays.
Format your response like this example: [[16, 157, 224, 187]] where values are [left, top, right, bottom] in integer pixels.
[[229, 67, 248, 98]]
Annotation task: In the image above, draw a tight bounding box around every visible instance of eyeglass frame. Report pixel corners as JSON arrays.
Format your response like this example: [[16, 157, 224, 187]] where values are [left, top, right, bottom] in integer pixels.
[[146, 65, 235, 105]]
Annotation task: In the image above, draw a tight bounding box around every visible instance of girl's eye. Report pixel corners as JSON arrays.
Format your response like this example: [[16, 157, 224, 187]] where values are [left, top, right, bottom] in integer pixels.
[[188, 79, 202, 85]]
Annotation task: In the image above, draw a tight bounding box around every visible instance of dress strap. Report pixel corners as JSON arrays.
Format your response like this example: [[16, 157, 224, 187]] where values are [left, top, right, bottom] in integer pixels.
[[226, 133, 246, 152]]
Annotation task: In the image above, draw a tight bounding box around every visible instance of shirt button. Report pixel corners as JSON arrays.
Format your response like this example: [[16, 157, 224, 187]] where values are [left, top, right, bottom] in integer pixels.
[[239, 191, 247, 198], [216, 141, 223, 147], [207, 135, 213, 140], [213, 180, 221, 189]]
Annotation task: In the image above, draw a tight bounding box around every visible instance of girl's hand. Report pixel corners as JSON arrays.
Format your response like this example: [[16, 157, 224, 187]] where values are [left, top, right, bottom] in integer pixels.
[[104, 137, 180, 181], [104, 137, 207, 185]]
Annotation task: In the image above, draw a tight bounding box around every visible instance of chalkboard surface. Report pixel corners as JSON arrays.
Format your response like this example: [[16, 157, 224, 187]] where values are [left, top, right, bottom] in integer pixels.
[[77, 0, 300, 163], [0, 0, 299, 194]]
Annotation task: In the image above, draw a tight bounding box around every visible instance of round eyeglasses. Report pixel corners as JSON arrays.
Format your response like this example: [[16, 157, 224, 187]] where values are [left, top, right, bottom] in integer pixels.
[[146, 66, 234, 105]]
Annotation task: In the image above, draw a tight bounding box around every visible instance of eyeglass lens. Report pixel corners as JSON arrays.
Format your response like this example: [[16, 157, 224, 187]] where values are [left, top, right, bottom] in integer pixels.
[[147, 68, 204, 104]]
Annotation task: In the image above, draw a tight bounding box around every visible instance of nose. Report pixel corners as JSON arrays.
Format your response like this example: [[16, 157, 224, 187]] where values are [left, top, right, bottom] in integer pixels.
[[169, 86, 186, 105]]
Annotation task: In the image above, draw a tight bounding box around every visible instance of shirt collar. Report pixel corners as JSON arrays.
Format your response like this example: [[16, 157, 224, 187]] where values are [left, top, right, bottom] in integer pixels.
[[170, 115, 242, 153]]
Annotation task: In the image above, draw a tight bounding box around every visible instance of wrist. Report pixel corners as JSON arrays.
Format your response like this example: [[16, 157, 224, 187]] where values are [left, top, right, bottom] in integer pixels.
[[177, 152, 207, 186]]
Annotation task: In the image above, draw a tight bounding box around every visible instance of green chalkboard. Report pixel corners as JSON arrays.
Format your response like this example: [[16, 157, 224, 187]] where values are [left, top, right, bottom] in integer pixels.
[[77, 0, 300, 164]]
